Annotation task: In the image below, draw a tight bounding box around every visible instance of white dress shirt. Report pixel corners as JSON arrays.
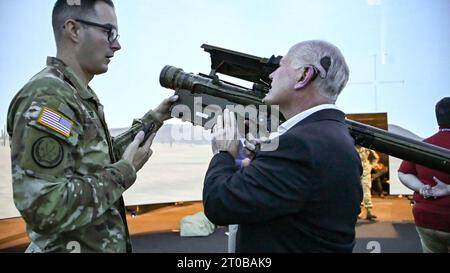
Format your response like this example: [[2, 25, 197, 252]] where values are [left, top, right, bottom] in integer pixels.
[[270, 104, 340, 139]]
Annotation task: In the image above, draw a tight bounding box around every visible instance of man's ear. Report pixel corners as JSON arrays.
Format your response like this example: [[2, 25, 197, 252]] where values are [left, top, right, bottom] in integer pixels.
[[64, 20, 80, 43], [294, 66, 316, 90]]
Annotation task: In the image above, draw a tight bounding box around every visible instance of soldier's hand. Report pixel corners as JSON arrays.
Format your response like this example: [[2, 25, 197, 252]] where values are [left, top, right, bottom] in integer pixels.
[[122, 131, 156, 172], [153, 95, 179, 122]]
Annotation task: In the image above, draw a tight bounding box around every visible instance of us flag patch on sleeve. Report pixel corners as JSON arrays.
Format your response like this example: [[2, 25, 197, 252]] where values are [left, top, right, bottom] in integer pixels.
[[37, 107, 73, 138]]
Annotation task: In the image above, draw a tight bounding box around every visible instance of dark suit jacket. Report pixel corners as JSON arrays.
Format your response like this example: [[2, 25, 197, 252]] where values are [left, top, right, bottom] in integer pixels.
[[203, 109, 363, 253]]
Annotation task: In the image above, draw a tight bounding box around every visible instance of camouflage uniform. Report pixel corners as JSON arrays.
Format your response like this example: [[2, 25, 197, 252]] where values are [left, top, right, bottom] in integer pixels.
[[7, 57, 163, 253], [356, 146, 375, 210]]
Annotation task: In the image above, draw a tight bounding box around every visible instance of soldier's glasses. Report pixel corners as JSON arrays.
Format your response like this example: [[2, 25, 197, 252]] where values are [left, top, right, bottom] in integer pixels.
[[75, 19, 120, 44]]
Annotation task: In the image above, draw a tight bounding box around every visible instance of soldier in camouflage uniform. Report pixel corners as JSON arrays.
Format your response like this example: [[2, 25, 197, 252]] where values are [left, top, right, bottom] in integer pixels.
[[356, 146, 379, 221], [6, 0, 177, 252]]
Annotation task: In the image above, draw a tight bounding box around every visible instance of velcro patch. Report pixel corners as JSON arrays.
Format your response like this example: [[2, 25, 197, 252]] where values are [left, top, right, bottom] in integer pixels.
[[32, 136, 64, 168], [37, 107, 73, 138]]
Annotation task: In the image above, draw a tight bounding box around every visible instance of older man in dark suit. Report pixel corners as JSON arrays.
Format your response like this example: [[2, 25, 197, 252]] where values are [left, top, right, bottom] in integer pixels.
[[203, 40, 363, 253]]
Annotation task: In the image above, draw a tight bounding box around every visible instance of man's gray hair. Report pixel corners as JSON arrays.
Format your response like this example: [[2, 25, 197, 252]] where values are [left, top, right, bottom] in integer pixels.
[[287, 40, 349, 100]]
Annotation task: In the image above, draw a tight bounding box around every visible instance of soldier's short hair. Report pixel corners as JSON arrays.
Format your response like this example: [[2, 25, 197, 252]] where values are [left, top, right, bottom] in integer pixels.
[[435, 97, 450, 127], [52, 0, 115, 45]]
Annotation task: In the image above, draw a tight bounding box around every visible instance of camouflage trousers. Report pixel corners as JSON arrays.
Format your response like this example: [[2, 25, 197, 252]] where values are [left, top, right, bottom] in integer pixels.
[[361, 173, 373, 209]]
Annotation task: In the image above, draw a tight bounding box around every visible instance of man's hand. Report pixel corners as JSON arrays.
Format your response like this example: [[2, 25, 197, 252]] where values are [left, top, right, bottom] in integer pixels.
[[153, 95, 179, 122], [398, 172, 432, 197], [241, 158, 252, 167], [211, 109, 240, 158], [243, 133, 270, 160], [122, 131, 156, 172], [430, 176, 450, 198], [419, 184, 433, 199]]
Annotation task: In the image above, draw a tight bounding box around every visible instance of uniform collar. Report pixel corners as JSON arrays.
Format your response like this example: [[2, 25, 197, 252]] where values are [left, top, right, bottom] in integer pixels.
[[46, 56, 95, 100]]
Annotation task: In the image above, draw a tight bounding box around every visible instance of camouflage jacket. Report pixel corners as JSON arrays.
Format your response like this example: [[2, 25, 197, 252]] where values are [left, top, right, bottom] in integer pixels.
[[7, 57, 163, 253], [356, 146, 378, 177]]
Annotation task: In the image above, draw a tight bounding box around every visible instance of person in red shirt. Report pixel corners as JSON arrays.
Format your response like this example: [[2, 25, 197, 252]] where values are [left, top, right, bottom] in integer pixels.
[[398, 97, 450, 253]]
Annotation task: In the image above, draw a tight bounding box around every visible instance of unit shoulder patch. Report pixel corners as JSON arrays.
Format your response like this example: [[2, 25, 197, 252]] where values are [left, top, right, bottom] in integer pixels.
[[32, 136, 64, 168]]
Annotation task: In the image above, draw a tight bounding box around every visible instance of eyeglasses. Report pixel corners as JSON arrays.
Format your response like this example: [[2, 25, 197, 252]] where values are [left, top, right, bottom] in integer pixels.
[[74, 19, 120, 44]]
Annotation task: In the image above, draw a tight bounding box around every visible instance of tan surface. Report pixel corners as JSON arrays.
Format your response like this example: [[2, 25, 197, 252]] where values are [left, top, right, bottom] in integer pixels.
[[358, 195, 414, 222], [356, 196, 414, 238], [127, 202, 204, 235], [0, 217, 28, 250]]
